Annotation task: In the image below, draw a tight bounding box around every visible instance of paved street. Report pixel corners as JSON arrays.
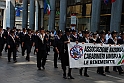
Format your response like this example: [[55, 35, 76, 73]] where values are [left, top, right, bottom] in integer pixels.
[[0, 47, 124, 83]]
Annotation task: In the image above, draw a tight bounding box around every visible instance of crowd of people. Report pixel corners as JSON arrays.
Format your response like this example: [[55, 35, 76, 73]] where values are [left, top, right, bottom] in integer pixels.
[[0, 26, 124, 79]]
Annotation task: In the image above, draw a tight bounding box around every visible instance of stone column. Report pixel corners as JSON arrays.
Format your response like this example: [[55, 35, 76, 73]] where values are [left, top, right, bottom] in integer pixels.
[[110, 0, 123, 32], [59, 0, 67, 31], [29, 0, 35, 30], [3, 9, 6, 29], [91, 0, 101, 32], [6, 0, 15, 29], [48, 0, 56, 31], [35, 0, 39, 30], [22, 0, 28, 29], [39, 0, 44, 29]]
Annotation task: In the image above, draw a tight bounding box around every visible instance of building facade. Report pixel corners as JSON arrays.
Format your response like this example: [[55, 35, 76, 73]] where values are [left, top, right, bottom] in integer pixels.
[[0, 0, 124, 32]]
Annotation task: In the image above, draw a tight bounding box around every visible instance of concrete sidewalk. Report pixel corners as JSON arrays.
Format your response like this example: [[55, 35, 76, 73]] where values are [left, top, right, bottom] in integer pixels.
[[0, 47, 124, 83]]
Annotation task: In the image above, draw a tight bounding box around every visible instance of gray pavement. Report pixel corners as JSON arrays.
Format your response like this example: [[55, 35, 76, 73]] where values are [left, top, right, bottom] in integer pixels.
[[0, 47, 124, 83]]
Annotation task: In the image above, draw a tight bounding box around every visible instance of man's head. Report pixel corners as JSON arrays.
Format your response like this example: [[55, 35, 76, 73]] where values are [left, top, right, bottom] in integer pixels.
[[111, 30, 118, 38], [40, 28, 45, 34], [65, 28, 71, 36], [100, 30, 106, 38]]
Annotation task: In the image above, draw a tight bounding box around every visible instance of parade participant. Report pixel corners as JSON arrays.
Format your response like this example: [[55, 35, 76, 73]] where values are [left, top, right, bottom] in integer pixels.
[[46, 30, 51, 55], [4, 27, 10, 52], [70, 29, 80, 42], [96, 30, 106, 76], [79, 30, 93, 77], [20, 28, 27, 56], [33, 30, 39, 55], [91, 32, 98, 42], [117, 31, 124, 75], [7, 29, 19, 63], [35, 28, 48, 70], [53, 30, 63, 68], [61, 28, 74, 79], [22, 28, 34, 61], [118, 31, 124, 44], [106, 31, 112, 43], [106, 30, 123, 75], [0, 26, 5, 57]]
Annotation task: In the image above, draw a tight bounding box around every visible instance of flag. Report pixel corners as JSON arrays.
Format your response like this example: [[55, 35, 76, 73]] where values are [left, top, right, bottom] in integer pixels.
[[104, 0, 109, 5], [111, 0, 116, 3], [44, 0, 51, 15]]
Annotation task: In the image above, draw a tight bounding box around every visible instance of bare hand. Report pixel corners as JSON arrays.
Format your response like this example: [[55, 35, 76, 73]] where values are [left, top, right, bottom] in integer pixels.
[[36, 49, 38, 52], [8, 45, 10, 48], [82, 42, 85, 44]]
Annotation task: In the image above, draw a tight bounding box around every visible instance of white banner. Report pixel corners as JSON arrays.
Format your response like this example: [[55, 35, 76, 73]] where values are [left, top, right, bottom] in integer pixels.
[[68, 42, 124, 68]]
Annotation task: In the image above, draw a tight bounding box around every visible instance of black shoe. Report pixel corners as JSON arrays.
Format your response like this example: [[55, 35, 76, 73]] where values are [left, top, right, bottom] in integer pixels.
[[119, 72, 124, 75], [42, 66, 45, 69], [13, 60, 17, 63], [113, 70, 118, 72], [8, 60, 11, 62], [97, 70, 100, 74], [84, 73, 89, 77], [105, 71, 110, 73], [101, 73, 106, 76], [54, 66, 58, 68], [25, 58, 28, 61], [79, 69, 83, 76], [38, 67, 41, 70], [68, 75, 74, 79], [63, 73, 67, 79]]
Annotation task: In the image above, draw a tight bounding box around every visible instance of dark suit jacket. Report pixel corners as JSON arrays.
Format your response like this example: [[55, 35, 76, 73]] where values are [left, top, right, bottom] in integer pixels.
[[79, 37, 94, 43], [117, 38, 124, 44], [23, 34, 34, 47], [53, 36, 63, 53], [70, 34, 80, 42], [19, 32, 26, 43], [7, 35, 19, 49], [35, 34, 48, 51], [96, 37, 106, 43], [0, 34, 5, 45], [107, 38, 115, 44]]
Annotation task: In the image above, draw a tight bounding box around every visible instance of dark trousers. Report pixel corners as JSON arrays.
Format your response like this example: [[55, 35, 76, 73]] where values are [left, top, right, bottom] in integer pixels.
[[25, 46, 32, 60], [105, 66, 123, 73], [8, 48, 17, 61], [0, 45, 4, 56], [80, 67, 88, 74], [97, 67, 104, 74], [61, 59, 72, 76], [5, 44, 8, 51], [54, 51, 58, 67], [37, 50, 47, 68], [21, 45, 25, 56]]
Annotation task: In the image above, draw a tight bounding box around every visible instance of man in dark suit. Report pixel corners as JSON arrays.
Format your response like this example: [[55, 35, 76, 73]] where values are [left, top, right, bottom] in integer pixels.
[[118, 31, 124, 44], [0, 27, 5, 57], [35, 28, 48, 70], [53, 30, 63, 68], [4, 27, 10, 52], [22, 28, 34, 61], [96, 30, 106, 76], [79, 30, 94, 77], [7, 29, 19, 63], [106, 30, 123, 75], [20, 28, 27, 56], [61, 28, 74, 79], [117, 31, 124, 75]]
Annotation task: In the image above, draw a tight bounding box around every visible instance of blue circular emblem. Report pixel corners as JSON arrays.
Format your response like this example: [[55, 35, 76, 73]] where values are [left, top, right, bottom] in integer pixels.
[[70, 45, 83, 60]]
